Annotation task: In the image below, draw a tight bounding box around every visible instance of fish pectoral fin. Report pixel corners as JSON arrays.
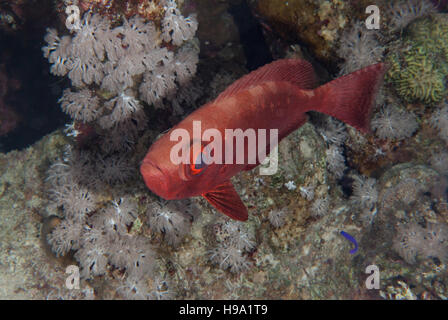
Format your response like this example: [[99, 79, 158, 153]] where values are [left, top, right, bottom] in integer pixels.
[[202, 181, 248, 221]]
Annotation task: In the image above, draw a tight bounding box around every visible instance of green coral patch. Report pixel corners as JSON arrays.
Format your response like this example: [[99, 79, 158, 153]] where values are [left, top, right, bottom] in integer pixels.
[[386, 14, 448, 104]]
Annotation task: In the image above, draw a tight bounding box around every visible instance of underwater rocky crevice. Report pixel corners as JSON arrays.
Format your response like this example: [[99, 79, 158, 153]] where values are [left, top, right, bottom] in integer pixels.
[[0, 0, 68, 153]]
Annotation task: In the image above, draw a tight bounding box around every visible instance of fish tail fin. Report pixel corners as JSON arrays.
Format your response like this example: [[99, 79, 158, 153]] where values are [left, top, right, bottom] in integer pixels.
[[311, 63, 386, 133]]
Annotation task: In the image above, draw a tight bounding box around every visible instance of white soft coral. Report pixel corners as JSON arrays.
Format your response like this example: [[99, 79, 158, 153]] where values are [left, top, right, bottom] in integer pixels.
[[71, 13, 110, 61], [43, 8, 199, 130], [162, 0, 198, 45], [42, 28, 61, 58], [337, 21, 384, 75], [371, 105, 418, 140], [59, 88, 100, 122], [47, 35, 73, 77], [430, 103, 448, 143], [147, 200, 191, 246], [116, 16, 158, 52], [45, 14, 110, 86], [172, 46, 199, 85], [388, 0, 436, 33]]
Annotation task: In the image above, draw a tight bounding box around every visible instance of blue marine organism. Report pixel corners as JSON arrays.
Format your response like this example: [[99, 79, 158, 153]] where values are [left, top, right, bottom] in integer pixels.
[[340, 231, 358, 254]]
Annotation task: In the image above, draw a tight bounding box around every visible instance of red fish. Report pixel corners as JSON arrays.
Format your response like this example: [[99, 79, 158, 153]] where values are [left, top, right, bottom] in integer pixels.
[[140, 59, 386, 221]]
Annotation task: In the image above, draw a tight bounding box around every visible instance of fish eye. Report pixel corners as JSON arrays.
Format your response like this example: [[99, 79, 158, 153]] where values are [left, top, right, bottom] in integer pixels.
[[190, 150, 207, 174], [189, 144, 209, 176], [178, 142, 209, 181]]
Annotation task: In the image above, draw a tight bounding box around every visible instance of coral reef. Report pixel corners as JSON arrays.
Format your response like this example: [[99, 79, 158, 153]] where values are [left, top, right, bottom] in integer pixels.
[[310, 197, 330, 218], [37, 0, 201, 300], [325, 145, 346, 179], [147, 199, 195, 246], [62, 0, 166, 23], [386, 13, 448, 104], [209, 220, 256, 273], [299, 184, 315, 201], [430, 151, 448, 175], [43, 5, 199, 125], [2, 113, 448, 300], [336, 21, 384, 75], [248, 0, 364, 63], [350, 175, 378, 210], [268, 208, 288, 228], [365, 163, 448, 299], [386, 0, 436, 33], [430, 102, 448, 144], [315, 117, 348, 146], [377, 164, 440, 213], [371, 105, 418, 140], [162, 0, 198, 46], [393, 222, 448, 264], [43, 140, 197, 299], [46, 146, 154, 277], [2, 0, 448, 302], [0, 131, 95, 299]]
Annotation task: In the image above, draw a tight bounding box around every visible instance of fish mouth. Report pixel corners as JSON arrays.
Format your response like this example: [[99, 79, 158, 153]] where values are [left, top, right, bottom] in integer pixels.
[[140, 159, 169, 198], [143, 159, 164, 176]]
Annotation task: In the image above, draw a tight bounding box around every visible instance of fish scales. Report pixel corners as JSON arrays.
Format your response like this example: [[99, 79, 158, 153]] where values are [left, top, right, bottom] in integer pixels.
[[141, 59, 386, 221]]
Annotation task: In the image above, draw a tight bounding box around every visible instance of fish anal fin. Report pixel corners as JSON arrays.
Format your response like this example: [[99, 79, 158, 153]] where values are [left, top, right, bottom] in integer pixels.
[[215, 59, 316, 102], [202, 181, 248, 221]]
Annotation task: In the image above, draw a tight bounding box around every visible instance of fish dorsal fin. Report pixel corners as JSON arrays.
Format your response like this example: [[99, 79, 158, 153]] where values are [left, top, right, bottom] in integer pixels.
[[215, 59, 317, 102], [202, 181, 248, 221]]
